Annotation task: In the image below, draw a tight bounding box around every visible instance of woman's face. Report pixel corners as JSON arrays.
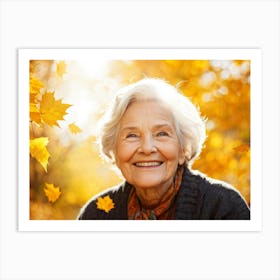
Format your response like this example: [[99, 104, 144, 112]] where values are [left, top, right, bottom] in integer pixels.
[[115, 100, 185, 191]]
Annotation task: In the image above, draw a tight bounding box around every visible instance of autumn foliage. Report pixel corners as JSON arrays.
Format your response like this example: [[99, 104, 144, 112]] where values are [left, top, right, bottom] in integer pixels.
[[29, 59, 250, 219]]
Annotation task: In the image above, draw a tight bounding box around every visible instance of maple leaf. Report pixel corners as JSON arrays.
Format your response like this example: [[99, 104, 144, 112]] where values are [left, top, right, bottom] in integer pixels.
[[40, 92, 72, 127], [96, 195, 115, 213], [30, 137, 50, 172], [68, 123, 82, 134], [44, 183, 61, 203], [56, 61, 67, 78], [233, 144, 250, 153]]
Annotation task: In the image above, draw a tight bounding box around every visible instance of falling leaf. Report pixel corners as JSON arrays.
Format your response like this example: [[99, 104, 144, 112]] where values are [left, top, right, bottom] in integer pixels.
[[40, 92, 71, 127], [68, 123, 82, 134], [56, 61, 67, 78], [96, 195, 115, 213], [44, 183, 61, 203], [233, 144, 250, 153], [30, 137, 50, 172]]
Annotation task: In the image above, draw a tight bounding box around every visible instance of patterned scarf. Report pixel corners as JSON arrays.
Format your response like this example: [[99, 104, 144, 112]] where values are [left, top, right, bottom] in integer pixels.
[[128, 166, 183, 220]]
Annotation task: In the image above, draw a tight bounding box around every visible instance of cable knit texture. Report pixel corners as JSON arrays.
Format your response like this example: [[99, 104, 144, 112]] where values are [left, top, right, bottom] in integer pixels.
[[78, 166, 250, 220]]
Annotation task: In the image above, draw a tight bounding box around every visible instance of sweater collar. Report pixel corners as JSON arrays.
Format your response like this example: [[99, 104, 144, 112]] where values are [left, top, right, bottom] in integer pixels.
[[174, 166, 199, 220]]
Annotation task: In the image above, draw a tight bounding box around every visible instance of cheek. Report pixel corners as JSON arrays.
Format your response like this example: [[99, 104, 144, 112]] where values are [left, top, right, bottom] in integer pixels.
[[160, 143, 184, 164], [116, 142, 136, 164]]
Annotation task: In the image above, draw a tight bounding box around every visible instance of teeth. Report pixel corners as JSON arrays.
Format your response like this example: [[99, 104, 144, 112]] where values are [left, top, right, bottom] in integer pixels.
[[135, 162, 162, 167]]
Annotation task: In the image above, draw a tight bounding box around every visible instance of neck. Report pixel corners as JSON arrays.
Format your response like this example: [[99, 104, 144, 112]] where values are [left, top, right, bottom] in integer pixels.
[[135, 182, 173, 209]]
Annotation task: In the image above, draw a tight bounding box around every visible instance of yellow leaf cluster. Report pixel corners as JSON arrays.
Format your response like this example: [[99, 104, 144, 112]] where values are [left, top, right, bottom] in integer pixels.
[[96, 195, 115, 213], [29, 71, 71, 127], [44, 183, 61, 203], [30, 137, 50, 172], [29, 61, 73, 213]]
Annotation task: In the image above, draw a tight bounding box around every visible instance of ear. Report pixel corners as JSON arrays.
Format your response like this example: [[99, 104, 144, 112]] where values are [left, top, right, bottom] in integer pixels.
[[182, 144, 194, 164], [178, 148, 186, 165], [112, 154, 118, 167], [109, 150, 118, 166]]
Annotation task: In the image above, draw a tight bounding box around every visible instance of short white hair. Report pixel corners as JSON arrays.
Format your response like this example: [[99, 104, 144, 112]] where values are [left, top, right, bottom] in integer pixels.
[[97, 78, 206, 166]]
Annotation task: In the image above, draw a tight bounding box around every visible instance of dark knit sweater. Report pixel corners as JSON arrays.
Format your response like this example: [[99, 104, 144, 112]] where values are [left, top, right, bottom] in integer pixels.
[[78, 167, 250, 220]]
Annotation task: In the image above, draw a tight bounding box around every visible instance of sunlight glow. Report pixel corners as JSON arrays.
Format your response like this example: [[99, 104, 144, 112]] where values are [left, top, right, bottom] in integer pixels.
[[54, 60, 121, 144]]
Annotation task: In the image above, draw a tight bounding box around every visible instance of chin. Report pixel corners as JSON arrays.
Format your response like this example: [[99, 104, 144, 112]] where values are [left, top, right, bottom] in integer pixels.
[[135, 184, 158, 189], [133, 180, 164, 190]]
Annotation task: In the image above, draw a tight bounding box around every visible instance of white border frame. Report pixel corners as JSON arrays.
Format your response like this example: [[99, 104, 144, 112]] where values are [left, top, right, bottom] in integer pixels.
[[18, 48, 262, 232]]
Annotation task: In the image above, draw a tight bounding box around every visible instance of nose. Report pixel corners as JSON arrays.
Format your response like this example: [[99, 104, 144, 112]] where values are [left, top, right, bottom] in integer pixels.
[[138, 134, 157, 154]]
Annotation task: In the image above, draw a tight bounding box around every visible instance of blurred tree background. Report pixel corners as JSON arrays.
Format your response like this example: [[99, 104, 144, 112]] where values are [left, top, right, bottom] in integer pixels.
[[29, 59, 250, 219]]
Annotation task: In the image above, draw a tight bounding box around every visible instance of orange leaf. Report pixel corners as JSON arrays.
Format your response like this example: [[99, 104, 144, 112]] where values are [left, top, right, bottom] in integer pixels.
[[68, 123, 82, 134], [96, 195, 115, 213], [40, 92, 71, 127], [44, 183, 61, 203], [30, 137, 50, 172]]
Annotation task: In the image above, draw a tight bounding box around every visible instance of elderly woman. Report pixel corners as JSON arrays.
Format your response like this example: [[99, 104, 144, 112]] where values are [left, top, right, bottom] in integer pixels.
[[78, 78, 250, 220]]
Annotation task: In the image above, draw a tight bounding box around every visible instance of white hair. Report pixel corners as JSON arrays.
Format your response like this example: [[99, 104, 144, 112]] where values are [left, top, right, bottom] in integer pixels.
[[97, 78, 206, 166]]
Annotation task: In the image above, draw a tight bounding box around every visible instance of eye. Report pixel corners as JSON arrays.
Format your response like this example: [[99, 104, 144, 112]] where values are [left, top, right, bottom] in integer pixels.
[[126, 133, 138, 138], [157, 131, 169, 137]]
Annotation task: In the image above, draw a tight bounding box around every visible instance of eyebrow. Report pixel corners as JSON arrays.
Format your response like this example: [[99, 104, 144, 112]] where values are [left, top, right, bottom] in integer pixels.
[[120, 123, 174, 132], [153, 124, 173, 130]]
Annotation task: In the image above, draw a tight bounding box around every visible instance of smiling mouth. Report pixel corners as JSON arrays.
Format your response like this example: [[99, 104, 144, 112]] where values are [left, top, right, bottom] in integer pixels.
[[133, 161, 163, 167]]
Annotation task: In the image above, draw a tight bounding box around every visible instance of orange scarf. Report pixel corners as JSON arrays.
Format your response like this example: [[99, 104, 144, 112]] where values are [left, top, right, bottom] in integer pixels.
[[128, 166, 183, 220]]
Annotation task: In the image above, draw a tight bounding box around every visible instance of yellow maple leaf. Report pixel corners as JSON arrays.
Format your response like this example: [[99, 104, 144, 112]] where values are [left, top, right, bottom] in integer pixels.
[[40, 92, 72, 127], [44, 183, 61, 203], [56, 61, 67, 78], [233, 144, 250, 153], [96, 195, 115, 213], [30, 137, 50, 172], [68, 123, 82, 134]]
